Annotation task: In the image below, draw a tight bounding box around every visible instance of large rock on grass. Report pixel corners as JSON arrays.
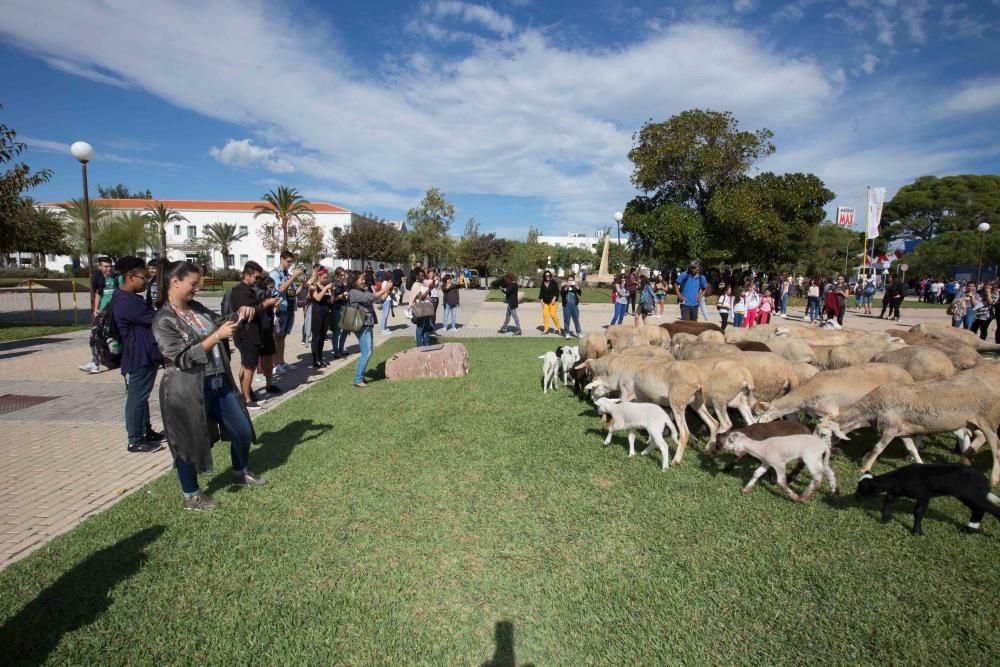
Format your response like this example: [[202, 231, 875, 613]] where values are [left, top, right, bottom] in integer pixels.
[[385, 343, 470, 381]]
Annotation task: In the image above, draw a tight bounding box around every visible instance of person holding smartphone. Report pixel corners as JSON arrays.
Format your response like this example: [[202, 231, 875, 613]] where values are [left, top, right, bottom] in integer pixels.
[[229, 261, 279, 409], [309, 267, 335, 367], [152, 260, 261, 511]]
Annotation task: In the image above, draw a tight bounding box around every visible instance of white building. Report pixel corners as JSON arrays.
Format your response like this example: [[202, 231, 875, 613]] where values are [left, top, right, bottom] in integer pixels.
[[41, 198, 353, 271], [536, 230, 621, 250]]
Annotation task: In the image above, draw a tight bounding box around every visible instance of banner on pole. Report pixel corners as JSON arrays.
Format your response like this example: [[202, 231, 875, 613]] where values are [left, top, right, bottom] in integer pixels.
[[866, 187, 886, 237], [836, 206, 856, 227]]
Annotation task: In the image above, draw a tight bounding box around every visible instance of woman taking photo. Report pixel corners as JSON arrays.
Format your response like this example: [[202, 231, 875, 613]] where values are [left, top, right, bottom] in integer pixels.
[[349, 272, 392, 388], [409, 268, 435, 345], [330, 267, 351, 359], [610, 273, 628, 326], [309, 267, 335, 367], [152, 260, 262, 511]]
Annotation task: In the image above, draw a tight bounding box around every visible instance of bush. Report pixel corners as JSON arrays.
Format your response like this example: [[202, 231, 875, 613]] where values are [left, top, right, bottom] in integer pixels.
[[208, 268, 241, 282], [0, 267, 58, 279]]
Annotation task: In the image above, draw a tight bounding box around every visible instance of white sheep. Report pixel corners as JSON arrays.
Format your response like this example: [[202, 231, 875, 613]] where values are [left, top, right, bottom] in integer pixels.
[[718, 431, 839, 502], [593, 397, 678, 470], [539, 351, 559, 394], [556, 345, 580, 386]]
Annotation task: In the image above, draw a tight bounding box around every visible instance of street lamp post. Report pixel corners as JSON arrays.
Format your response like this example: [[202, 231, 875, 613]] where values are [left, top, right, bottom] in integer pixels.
[[844, 240, 851, 279], [977, 222, 991, 283], [70, 141, 96, 316], [614, 211, 623, 249]]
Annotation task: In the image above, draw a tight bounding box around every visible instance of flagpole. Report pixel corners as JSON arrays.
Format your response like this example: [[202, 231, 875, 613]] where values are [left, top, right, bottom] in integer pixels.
[[863, 186, 870, 283]]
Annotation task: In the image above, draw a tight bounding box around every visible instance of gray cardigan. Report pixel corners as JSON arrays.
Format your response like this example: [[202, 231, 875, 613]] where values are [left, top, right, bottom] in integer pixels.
[[152, 301, 256, 472], [349, 287, 378, 328]]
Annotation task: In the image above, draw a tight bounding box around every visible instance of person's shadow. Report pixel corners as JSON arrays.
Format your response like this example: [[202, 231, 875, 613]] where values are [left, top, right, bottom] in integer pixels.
[[0, 525, 165, 666], [481, 621, 533, 667]]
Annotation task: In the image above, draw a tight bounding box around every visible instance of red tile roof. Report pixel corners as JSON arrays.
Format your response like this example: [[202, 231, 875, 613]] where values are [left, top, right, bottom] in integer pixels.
[[45, 199, 350, 213]]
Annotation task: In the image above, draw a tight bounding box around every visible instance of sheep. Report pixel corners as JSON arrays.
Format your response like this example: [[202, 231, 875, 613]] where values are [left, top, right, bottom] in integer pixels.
[[616, 346, 675, 361], [718, 431, 838, 502], [555, 345, 581, 386], [578, 354, 659, 399], [608, 360, 719, 465], [592, 397, 678, 470], [870, 347, 956, 382], [844, 331, 907, 363], [706, 419, 811, 459], [762, 336, 815, 363], [822, 378, 1000, 484], [723, 351, 799, 402], [606, 324, 640, 351], [697, 330, 726, 344], [731, 340, 772, 353], [579, 331, 610, 362], [911, 322, 1000, 354], [755, 363, 915, 423], [669, 331, 698, 348], [723, 323, 781, 343], [887, 329, 980, 370], [855, 464, 1000, 535], [810, 344, 862, 369], [638, 325, 672, 347], [687, 357, 757, 433], [670, 341, 741, 360], [539, 351, 559, 393], [660, 319, 723, 336], [791, 361, 820, 384]]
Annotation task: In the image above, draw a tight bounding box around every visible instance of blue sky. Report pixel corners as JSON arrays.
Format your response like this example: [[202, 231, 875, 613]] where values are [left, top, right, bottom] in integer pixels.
[[2, 0, 999, 240]]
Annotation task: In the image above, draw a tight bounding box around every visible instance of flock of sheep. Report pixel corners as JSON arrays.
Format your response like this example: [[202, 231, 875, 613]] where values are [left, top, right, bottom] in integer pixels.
[[539, 318, 1000, 535]]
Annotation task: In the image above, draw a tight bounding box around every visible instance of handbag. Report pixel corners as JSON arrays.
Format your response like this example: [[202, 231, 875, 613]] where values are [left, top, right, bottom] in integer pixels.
[[340, 304, 366, 332], [411, 300, 435, 319]]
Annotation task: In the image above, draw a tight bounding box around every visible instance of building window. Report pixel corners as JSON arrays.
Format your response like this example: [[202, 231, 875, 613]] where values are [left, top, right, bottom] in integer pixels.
[[239, 225, 248, 236], [265, 255, 275, 269], [186, 225, 196, 239], [174, 225, 181, 236], [47, 254, 57, 261], [227, 254, 235, 267], [239, 254, 248, 266]]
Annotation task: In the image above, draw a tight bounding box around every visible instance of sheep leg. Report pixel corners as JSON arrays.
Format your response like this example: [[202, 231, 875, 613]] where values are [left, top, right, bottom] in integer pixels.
[[669, 399, 690, 465], [627, 431, 637, 457], [880, 494, 895, 523], [773, 466, 802, 503], [900, 437, 924, 465], [786, 461, 805, 484], [798, 455, 824, 503], [713, 399, 733, 433], [692, 396, 719, 444], [603, 423, 615, 446], [734, 395, 756, 427], [723, 452, 745, 472], [662, 416, 680, 446], [980, 426, 1000, 486], [860, 428, 900, 473], [911, 497, 930, 536], [640, 429, 671, 471], [742, 464, 770, 494]]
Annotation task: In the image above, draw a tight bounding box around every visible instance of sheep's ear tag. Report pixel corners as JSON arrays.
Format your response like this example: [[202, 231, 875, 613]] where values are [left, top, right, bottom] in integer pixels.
[[859, 473, 874, 481]]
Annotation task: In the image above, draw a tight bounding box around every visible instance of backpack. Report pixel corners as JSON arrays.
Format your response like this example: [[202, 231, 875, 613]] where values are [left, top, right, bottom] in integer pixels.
[[863, 284, 875, 297], [948, 299, 966, 320], [91, 295, 123, 370], [220, 287, 235, 318]]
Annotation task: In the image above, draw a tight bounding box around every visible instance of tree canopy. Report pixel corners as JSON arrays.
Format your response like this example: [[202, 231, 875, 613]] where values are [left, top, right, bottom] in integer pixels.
[[254, 186, 314, 252], [97, 183, 153, 199], [456, 218, 510, 275], [901, 230, 1000, 279], [0, 108, 53, 255], [881, 175, 1000, 242], [406, 187, 454, 266], [623, 109, 833, 270], [334, 212, 407, 266]]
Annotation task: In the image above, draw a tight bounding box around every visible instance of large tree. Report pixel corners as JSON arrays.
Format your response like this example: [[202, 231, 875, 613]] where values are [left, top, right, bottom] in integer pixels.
[[333, 212, 408, 266], [456, 219, 511, 276], [5, 200, 70, 264], [406, 187, 454, 266], [97, 183, 153, 199], [94, 211, 158, 259], [0, 108, 53, 254], [881, 175, 1000, 242], [144, 201, 187, 256], [623, 109, 832, 269], [202, 223, 247, 269], [902, 230, 1000, 279], [254, 186, 314, 251], [60, 199, 111, 256]]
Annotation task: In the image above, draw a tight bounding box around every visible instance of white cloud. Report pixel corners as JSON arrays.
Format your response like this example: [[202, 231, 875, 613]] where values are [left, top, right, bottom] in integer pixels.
[[20, 136, 69, 153], [209, 139, 295, 173], [860, 53, 879, 74], [942, 78, 1000, 114], [431, 1, 515, 35], [734, 0, 759, 14]]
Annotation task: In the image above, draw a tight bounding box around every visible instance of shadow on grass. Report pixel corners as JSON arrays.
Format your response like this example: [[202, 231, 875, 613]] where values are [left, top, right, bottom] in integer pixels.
[[481, 620, 533, 667], [0, 337, 68, 353], [205, 419, 332, 494], [0, 525, 165, 666]]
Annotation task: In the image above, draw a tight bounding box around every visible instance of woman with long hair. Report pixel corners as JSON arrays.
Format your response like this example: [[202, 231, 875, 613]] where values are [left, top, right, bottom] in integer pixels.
[[610, 273, 628, 326], [348, 271, 393, 387], [152, 261, 262, 511], [309, 268, 335, 367], [497, 273, 522, 335]]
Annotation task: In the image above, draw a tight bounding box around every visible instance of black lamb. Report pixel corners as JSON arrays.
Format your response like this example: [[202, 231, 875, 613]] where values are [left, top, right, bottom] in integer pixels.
[[855, 463, 1000, 535]]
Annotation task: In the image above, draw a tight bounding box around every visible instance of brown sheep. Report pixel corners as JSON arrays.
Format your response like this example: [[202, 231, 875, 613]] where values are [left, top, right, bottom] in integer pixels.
[[579, 332, 609, 362], [887, 329, 980, 370], [871, 347, 956, 381], [661, 319, 723, 336], [732, 340, 771, 352]]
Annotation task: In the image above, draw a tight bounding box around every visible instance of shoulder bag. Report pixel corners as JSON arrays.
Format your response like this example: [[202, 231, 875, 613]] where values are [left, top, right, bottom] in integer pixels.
[[411, 300, 435, 319], [340, 303, 366, 332]]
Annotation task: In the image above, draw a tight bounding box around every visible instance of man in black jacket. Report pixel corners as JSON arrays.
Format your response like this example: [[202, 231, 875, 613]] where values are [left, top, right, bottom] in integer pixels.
[[882, 276, 905, 321], [230, 261, 279, 408]]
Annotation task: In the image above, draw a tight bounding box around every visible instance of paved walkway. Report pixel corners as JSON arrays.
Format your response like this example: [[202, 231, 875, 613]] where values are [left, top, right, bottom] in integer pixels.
[[0, 288, 950, 569]]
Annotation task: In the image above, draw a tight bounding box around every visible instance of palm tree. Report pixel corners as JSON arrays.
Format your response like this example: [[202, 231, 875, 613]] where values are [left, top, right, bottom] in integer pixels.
[[202, 223, 248, 269], [253, 186, 313, 252], [144, 201, 188, 258], [59, 199, 111, 257], [97, 211, 159, 258]]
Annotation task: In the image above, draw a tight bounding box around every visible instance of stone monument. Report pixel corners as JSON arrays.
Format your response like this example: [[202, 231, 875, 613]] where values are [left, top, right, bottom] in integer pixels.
[[588, 233, 615, 284]]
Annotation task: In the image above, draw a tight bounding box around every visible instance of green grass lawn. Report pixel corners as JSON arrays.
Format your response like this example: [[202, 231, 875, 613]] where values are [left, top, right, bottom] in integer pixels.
[[0, 322, 89, 341], [486, 287, 614, 303], [1, 337, 998, 665]]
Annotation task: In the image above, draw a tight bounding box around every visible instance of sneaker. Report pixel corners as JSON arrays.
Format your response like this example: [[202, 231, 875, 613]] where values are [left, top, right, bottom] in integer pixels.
[[233, 471, 267, 487], [144, 429, 165, 443], [254, 373, 267, 384], [246, 400, 263, 410], [513, 329, 522, 336], [497, 328, 506, 334], [265, 384, 283, 395], [183, 491, 217, 511], [78, 362, 100, 374], [565, 333, 571, 339], [379, 329, 390, 335], [127, 439, 163, 453]]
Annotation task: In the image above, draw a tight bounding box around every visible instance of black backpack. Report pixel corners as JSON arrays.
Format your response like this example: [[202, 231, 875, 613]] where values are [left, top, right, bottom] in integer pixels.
[[221, 286, 235, 318], [90, 295, 123, 370]]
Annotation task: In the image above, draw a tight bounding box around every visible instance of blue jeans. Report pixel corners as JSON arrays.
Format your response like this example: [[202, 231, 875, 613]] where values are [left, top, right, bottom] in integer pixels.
[[443, 303, 458, 329], [780, 294, 789, 314], [610, 302, 628, 325], [501, 307, 521, 332], [807, 297, 820, 321], [354, 326, 373, 384], [331, 309, 349, 354], [176, 376, 254, 494], [380, 297, 392, 332], [414, 317, 433, 346], [563, 302, 581, 334], [955, 308, 975, 329], [733, 313, 745, 327], [125, 363, 158, 445], [699, 298, 709, 320], [679, 304, 699, 321]]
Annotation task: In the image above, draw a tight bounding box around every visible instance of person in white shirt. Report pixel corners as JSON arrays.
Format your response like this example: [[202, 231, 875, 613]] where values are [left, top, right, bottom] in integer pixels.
[[716, 284, 733, 330], [732, 289, 747, 328], [743, 284, 761, 328]]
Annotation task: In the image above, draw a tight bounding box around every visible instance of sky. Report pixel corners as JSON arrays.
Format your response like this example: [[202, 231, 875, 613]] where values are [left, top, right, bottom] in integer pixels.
[[1, 0, 999, 241]]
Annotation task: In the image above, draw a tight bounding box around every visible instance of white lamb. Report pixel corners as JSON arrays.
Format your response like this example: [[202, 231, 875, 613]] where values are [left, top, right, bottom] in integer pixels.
[[558, 345, 581, 386], [593, 397, 679, 470], [539, 351, 559, 393], [718, 431, 839, 502]]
